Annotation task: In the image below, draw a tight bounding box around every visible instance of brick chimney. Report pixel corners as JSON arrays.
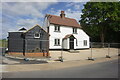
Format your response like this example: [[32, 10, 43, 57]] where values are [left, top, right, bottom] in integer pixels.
[[60, 11, 65, 19]]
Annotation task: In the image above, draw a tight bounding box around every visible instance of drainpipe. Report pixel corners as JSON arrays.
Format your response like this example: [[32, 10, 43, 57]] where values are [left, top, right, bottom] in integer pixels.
[[23, 34, 25, 56]]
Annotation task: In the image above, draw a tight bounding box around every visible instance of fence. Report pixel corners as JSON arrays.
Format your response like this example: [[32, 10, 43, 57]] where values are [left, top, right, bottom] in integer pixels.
[[56, 42, 119, 61], [87, 42, 120, 60], [1, 39, 120, 61]]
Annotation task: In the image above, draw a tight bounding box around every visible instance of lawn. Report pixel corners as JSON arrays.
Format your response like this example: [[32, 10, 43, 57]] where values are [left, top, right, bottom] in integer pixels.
[[0, 39, 8, 48]]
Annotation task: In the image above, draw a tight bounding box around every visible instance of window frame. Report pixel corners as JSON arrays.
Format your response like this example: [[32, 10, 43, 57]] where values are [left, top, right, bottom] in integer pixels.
[[34, 33, 40, 38], [54, 25, 60, 32], [73, 28, 77, 34], [83, 40, 87, 46], [54, 39, 60, 46]]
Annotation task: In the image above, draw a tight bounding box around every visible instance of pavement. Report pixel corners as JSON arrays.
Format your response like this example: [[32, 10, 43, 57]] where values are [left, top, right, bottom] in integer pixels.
[[2, 56, 48, 64], [2, 56, 119, 72]]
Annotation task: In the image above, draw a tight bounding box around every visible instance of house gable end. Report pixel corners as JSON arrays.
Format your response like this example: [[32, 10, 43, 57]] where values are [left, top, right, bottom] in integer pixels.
[[25, 25, 49, 39]]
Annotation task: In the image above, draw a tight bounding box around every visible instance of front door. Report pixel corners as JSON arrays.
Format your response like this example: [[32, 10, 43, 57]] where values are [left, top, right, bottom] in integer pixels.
[[69, 38, 74, 49]]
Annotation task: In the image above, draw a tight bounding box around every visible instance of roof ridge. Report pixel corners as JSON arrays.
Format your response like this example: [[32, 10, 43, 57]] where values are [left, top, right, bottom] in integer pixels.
[[47, 14, 81, 28], [48, 14, 76, 20]]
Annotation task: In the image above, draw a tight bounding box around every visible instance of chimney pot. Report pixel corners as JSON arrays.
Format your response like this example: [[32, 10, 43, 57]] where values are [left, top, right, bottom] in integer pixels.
[[61, 11, 64, 14], [60, 11, 65, 19]]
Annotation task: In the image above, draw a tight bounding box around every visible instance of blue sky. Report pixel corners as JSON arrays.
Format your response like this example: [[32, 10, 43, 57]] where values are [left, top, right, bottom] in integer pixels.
[[1, 2, 87, 39]]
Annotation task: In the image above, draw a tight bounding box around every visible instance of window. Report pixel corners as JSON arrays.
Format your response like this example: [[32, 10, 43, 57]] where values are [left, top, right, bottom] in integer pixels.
[[73, 28, 77, 34], [54, 39, 60, 46], [54, 25, 60, 32], [76, 39, 78, 46], [83, 40, 87, 46], [34, 33, 40, 38]]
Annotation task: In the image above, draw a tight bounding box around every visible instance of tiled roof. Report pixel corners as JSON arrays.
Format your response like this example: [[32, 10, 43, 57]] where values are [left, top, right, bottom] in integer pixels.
[[47, 14, 81, 28]]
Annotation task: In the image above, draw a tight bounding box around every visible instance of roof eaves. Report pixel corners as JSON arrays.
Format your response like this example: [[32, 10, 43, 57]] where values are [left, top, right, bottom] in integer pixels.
[[24, 24, 50, 36], [50, 23, 81, 28]]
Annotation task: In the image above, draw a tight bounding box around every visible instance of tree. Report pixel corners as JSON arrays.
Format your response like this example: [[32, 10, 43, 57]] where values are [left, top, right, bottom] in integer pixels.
[[80, 2, 120, 43]]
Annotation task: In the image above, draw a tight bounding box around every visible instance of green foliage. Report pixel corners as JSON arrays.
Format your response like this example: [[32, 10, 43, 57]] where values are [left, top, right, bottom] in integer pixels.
[[80, 2, 120, 42]]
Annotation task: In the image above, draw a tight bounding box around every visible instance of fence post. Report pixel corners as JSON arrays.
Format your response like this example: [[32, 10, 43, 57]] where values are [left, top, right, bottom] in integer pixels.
[[106, 43, 111, 58], [60, 39, 63, 62], [118, 44, 120, 56], [88, 42, 94, 61], [118, 48, 120, 56], [23, 39, 25, 56]]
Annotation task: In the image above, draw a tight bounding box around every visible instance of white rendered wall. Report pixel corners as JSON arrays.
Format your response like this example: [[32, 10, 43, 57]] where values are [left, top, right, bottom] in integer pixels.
[[49, 24, 89, 49]]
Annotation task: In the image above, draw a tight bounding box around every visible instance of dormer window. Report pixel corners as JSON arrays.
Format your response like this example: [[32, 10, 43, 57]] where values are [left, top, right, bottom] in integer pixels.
[[54, 25, 60, 32], [34, 33, 40, 38], [73, 28, 77, 34]]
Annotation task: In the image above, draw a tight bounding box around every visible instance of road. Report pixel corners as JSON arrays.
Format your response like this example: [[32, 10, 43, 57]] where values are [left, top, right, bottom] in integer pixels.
[[2, 59, 119, 78]]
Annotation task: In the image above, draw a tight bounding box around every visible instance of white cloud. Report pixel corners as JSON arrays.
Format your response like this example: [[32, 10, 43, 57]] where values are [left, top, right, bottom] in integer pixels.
[[1, 0, 58, 2], [2, 23, 17, 39], [74, 4, 80, 10], [0, 3, 2, 39], [66, 2, 75, 7], [1, 0, 89, 2], [1, 18, 43, 38], [17, 18, 42, 29], [64, 0, 90, 2], [66, 10, 83, 22], [49, 9, 82, 22], [2, 2, 58, 39], [66, 2, 86, 10], [2, 2, 57, 18]]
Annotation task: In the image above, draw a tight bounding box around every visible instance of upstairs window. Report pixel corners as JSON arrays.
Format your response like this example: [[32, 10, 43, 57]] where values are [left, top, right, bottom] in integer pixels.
[[73, 28, 77, 34], [54, 25, 60, 32], [34, 33, 40, 38], [83, 40, 87, 46], [54, 39, 60, 46]]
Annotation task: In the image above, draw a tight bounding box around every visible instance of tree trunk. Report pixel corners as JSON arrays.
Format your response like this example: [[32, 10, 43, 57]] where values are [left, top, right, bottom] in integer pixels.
[[100, 26, 105, 47], [101, 32, 104, 47]]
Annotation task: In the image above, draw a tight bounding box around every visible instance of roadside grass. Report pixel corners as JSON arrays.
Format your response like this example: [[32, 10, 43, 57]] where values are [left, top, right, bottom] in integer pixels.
[[0, 39, 8, 48]]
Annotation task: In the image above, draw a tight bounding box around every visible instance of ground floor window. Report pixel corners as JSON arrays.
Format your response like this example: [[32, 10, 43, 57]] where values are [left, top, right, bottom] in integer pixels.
[[76, 39, 78, 46], [83, 40, 87, 46], [54, 39, 60, 46]]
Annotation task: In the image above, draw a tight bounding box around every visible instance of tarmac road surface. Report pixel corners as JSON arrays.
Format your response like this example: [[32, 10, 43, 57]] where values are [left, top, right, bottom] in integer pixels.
[[2, 59, 119, 78]]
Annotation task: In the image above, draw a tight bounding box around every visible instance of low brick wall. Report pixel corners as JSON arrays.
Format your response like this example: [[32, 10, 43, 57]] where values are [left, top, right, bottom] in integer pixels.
[[8, 52, 50, 57]]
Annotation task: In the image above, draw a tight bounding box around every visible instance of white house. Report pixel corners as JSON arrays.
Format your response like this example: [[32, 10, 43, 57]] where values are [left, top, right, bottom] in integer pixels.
[[43, 11, 89, 50]]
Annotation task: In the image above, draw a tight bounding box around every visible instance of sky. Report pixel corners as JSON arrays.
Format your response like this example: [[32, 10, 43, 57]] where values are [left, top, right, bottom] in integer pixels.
[[1, 2, 87, 39]]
